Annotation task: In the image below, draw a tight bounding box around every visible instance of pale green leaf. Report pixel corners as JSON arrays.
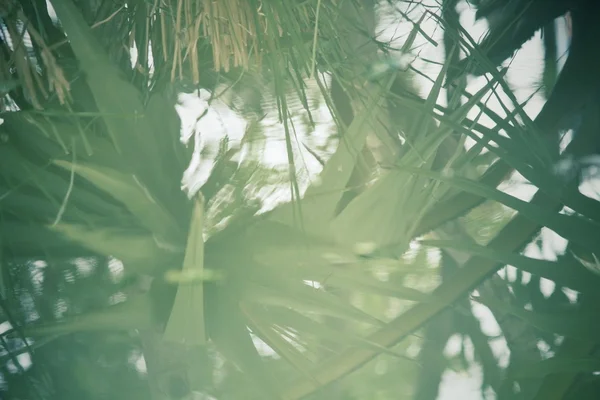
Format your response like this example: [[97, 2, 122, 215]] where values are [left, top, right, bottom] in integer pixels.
[[163, 196, 206, 345], [22, 294, 154, 337], [270, 74, 397, 233], [53, 160, 183, 246], [51, 223, 174, 273]]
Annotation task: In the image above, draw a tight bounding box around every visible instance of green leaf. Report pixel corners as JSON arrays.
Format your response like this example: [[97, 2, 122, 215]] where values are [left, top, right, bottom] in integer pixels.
[[421, 239, 600, 293], [282, 187, 558, 399], [330, 169, 431, 252], [264, 306, 415, 362], [49, 0, 187, 211], [0, 79, 20, 93], [53, 160, 183, 246], [243, 275, 382, 327], [3, 111, 120, 165], [320, 271, 429, 302], [477, 293, 600, 343], [163, 197, 206, 345], [400, 166, 600, 255], [207, 284, 280, 399], [510, 357, 600, 379], [210, 218, 359, 270], [532, 338, 597, 400], [270, 73, 397, 233], [22, 294, 154, 337], [51, 223, 174, 274], [243, 306, 319, 385]]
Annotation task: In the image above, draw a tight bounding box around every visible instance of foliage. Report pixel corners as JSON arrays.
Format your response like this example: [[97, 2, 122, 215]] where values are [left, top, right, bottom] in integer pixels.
[[0, 0, 599, 399]]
